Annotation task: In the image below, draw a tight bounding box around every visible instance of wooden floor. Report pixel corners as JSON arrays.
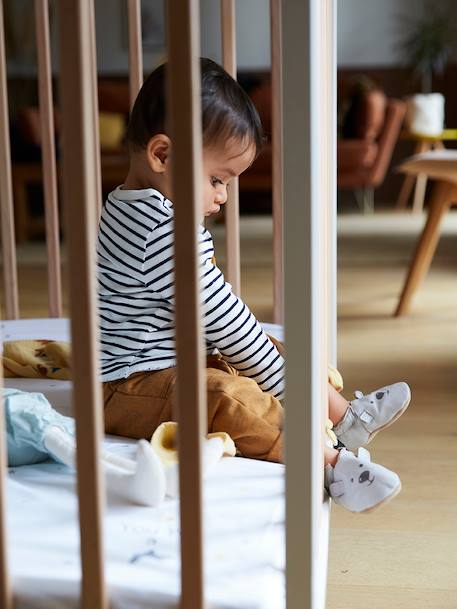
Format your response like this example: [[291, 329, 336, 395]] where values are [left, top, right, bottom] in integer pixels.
[[3, 211, 457, 608]]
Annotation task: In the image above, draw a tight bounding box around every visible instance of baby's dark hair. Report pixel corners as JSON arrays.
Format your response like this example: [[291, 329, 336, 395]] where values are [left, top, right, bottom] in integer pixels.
[[126, 58, 264, 156]]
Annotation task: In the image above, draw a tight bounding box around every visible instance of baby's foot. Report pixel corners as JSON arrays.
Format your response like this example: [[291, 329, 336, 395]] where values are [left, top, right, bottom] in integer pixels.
[[333, 382, 411, 450], [325, 447, 401, 513]]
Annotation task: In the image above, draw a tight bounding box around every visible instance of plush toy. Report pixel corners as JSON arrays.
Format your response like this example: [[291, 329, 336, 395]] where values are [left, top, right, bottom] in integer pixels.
[[3, 388, 235, 507], [151, 421, 236, 497]]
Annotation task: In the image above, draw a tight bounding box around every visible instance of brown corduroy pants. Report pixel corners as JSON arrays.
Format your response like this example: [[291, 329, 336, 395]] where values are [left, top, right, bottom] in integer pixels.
[[103, 353, 284, 463]]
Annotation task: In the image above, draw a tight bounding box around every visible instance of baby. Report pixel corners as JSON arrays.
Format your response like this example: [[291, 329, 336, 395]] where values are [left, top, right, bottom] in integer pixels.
[[98, 58, 411, 513]]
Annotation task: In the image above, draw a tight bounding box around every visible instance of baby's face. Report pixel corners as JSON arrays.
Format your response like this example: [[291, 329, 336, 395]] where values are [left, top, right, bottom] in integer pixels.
[[202, 139, 256, 218]]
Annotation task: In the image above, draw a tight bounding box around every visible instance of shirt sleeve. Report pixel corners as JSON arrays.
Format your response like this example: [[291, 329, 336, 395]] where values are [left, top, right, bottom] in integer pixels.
[[199, 257, 285, 399], [143, 221, 285, 400]]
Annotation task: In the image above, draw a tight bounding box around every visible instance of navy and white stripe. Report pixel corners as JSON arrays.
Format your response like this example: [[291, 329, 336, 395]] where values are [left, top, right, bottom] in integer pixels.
[[97, 186, 285, 399]]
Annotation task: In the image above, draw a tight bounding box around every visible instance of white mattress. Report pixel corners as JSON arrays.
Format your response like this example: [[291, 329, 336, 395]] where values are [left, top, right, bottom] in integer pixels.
[[8, 439, 286, 609], [1, 318, 291, 608]]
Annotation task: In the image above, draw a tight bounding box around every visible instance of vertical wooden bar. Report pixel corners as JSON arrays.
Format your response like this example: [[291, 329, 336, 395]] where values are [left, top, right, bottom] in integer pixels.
[[270, 0, 284, 325], [88, 0, 102, 218], [220, 0, 241, 295], [283, 0, 331, 608], [0, 0, 19, 319], [58, 2, 107, 609], [127, 0, 143, 110], [166, 2, 206, 608], [35, 0, 63, 317], [0, 357, 12, 609]]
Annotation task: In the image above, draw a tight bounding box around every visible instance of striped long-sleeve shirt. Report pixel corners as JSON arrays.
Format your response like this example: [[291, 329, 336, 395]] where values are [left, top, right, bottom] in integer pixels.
[[97, 186, 285, 399]]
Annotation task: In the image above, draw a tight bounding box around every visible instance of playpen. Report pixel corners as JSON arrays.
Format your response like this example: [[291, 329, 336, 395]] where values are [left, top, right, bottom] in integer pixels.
[[0, 0, 336, 607]]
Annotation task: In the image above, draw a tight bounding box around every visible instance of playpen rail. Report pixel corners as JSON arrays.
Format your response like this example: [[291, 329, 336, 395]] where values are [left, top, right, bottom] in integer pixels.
[[89, 0, 102, 218], [34, 0, 62, 317], [270, 0, 284, 325], [0, 366, 11, 609], [58, 2, 107, 608], [283, 1, 334, 608], [0, 0, 16, 602], [166, 2, 206, 607], [220, 0, 241, 296], [128, 0, 143, 110], [0, 0, 19, 320]]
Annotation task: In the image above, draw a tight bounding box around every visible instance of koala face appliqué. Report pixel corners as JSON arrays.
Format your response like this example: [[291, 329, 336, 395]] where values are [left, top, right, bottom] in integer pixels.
[[351, 462, 375, 485]]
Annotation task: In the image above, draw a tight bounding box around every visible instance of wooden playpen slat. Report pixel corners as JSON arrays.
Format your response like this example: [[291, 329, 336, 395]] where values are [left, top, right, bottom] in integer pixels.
[[88, 0, 102, 217], [127, 0, 143, 110], [34, 0, 63, 318], [0, 0, 19, 319], [58, 2, 107, 608], [0, 365, 12, 609], [221, 0, 241, 296], [166, 2, 206, 607], [270, 0, 284, 325], [283, 1, 333, 608]]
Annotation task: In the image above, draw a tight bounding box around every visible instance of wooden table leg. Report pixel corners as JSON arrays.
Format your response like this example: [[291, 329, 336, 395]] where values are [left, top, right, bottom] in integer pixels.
[[395, 180, 456, 316]]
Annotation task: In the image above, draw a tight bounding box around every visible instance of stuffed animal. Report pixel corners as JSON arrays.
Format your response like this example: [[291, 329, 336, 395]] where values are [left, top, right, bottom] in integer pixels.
[[3, 388, 235, 507]]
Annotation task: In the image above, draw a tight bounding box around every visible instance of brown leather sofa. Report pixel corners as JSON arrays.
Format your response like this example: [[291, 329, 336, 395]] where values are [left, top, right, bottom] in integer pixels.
[[337, 88, 406, 212], [240, 78, 406, 214]]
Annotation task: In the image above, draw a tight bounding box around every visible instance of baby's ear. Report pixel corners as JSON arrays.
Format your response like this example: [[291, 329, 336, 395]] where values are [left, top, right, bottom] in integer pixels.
[[146, 134, 171, 173]]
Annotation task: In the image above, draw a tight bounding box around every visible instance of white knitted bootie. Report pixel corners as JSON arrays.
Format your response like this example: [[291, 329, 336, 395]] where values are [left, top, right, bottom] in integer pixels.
[[325, 447, 401, 513], [333, 382, 411, 450]]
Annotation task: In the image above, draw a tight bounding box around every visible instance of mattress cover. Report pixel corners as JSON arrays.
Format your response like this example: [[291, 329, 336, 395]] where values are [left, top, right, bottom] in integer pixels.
[[8, 439, 285, 609], [2, 318, 287, 608]]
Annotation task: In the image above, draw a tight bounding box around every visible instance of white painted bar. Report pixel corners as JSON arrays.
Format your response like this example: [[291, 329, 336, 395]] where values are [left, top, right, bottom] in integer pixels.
[[166, 2, 206, 608], [328, 0, 337, 362], [270, 0, 284, 325], [283, 1, 333, 608], [221, 0, 241, 295], [128, 0, 143, 110], [34, 0, 63, 317], [58, 2, 107, 608], [0, 0, 19, 319]]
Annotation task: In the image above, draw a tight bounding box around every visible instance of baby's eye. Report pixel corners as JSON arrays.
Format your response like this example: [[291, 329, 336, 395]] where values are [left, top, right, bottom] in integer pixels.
[[211, 176, 224, 187]]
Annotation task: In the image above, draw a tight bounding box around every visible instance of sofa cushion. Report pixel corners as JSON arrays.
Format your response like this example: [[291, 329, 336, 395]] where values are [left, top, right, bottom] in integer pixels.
[[337, 140, 378, 171], [357, 89, 386, 140], [340, 85, 386, 141]]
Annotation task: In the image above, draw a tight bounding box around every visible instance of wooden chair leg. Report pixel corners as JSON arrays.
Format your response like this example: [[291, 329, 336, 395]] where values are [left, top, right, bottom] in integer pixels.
[[396, 140, 430, 212], [410, 140, 431, 214], [395, 180, 455, 316], [395, 173, 416, 210], [411, 173, 428, 214]]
